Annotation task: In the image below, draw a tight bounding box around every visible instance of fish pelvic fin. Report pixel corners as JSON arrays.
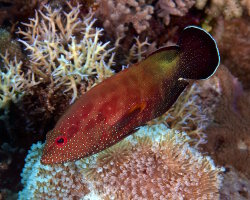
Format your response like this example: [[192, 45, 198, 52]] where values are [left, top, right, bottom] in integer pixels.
[[177, 26, 220, 80]]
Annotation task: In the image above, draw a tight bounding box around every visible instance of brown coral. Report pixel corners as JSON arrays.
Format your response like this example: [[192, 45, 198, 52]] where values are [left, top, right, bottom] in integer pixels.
[[0, 0, 42, 26], [202, 66, 250, 178], [156, 0, 196, 25], [220, 166, 250, 199], [213, 16, 250, 90]]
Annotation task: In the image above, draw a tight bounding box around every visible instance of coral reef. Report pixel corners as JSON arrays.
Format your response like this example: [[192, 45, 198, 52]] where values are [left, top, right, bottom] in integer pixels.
[[0, 2, 117, 145], [18, 125, 223, 199], [17, 3, 115, 103], [0, 0, 42, 26], [156, 0, 196, 25], [195, 0, 249, 19], [0, 0, 249, 199], [220, 166, 250, 199], [0, 52, 27, 111], [18, 142, 90, 199], [0, 28, 23, 60], [148, 76, 221, 148], [213, 16, 250, 90], [1, 3, 118, 193], [202, 66, 250, 177], [94, 0, 154, 37], [94, 0, 199, 38]]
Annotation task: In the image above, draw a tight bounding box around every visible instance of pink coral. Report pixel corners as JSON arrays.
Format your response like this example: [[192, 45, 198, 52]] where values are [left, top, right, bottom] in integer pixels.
[[95, 0, 154, 37], [156, 0, 195, 25]]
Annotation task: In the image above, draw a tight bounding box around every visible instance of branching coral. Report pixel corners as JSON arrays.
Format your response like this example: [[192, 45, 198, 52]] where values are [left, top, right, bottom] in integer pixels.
[[17, 3, 115, 103], [156, 0, 196, 25], [95, 0, 154, 37], [0, 52, 27, 110], [19, 125, 223, 199], [94, 0, 198, 37]]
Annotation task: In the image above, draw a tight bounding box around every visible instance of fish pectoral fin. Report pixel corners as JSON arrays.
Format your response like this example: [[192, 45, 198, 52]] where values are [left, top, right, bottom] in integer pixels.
[[111, 103, 146, 136]]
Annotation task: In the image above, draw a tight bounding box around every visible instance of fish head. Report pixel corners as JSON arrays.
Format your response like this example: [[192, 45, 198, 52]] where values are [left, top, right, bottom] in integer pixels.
[[41, 115, 107, 164], [41, 122, 90, 164]]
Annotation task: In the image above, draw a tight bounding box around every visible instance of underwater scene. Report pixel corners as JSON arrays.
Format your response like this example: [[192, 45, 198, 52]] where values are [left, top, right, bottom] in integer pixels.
[[0, 0, 249, 199]]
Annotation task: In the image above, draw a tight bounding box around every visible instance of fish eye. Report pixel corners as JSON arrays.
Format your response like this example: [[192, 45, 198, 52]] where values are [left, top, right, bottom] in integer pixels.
[[55, 136, 67, 147]]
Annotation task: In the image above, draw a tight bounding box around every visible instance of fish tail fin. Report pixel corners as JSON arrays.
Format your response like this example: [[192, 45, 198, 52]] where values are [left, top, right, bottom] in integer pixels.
[[177, 26, 220, 80]]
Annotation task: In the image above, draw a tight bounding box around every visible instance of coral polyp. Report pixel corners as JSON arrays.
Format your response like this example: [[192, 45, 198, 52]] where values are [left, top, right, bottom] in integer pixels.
[[18, 125, 223, 199]]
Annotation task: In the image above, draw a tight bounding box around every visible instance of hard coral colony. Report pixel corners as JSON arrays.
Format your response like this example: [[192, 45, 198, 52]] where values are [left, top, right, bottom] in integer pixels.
[[41, 26, 220, 164], [17, 3, 115, 104]]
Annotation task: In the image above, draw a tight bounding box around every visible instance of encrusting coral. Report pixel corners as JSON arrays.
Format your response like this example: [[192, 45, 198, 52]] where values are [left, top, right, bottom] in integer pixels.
[[17, 2, 115, 103], [18, 125, 223, 199]]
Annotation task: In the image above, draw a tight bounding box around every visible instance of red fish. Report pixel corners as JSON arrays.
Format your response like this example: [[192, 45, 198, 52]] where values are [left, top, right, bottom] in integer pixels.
[[41, 26, 220, 164]]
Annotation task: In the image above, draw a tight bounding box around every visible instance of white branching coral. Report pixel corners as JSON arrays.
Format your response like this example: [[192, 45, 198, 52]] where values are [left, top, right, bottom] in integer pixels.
[[17, 3, 115, 103], [0, 52, 27, 110], [95, 0, 154, 37], [18, 125, 223, 199], [126, 37, 151, 63], [156, 0, 196, 25]]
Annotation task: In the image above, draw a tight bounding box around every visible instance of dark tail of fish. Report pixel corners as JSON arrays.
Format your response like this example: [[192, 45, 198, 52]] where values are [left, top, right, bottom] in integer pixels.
[[177, 26, 220, 80]]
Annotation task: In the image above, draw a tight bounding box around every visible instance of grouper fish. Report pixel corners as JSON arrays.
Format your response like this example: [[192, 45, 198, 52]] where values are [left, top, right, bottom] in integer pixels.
[[41, 26, 220, 164]]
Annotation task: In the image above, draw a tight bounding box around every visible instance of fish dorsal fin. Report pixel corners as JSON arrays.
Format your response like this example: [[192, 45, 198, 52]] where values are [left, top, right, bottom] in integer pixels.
[[147, 46, 180, 61]]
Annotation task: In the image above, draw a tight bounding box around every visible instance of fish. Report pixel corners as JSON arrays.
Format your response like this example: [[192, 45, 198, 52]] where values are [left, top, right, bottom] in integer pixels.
[[41, 26, 220, 164]]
